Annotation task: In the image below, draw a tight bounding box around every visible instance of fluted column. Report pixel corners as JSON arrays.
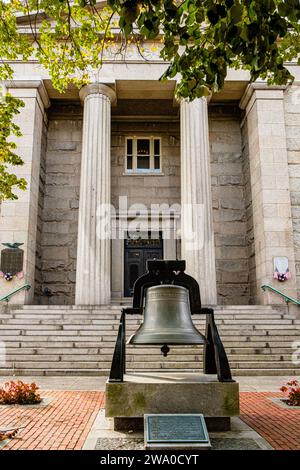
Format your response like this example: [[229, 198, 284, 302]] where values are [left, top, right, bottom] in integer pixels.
[[180, 98, 217, 305], [75, 83, 116, 305]]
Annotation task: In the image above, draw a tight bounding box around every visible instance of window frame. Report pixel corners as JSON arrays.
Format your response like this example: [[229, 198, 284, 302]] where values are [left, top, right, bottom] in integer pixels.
[[125, 136, 162, 174]]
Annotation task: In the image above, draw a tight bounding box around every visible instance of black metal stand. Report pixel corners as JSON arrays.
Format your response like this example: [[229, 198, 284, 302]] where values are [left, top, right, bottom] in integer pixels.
[[109, 310, 127, 382], [108, 260, 234, 383], [202, 308, 233, 382], [108, 307, 233, 383]]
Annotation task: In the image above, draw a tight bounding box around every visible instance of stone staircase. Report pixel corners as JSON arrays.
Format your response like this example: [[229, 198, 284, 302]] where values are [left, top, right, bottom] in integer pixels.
[[0, 304, 300, 377]]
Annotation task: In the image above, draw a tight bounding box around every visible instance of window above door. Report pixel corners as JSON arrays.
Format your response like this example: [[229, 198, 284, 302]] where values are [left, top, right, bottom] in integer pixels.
[[125, 137, 162, 174]]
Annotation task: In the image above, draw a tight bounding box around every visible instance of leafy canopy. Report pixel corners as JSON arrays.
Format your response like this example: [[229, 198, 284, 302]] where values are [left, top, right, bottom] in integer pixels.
[[0, 91, 27, 200], [0, 0, 300, 200]]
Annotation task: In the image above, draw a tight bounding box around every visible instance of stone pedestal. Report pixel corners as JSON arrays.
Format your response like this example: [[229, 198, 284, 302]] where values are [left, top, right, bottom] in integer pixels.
[[75, 83, 116, 305], [106, 373, 239, 432], [180, 98, 217, 305]]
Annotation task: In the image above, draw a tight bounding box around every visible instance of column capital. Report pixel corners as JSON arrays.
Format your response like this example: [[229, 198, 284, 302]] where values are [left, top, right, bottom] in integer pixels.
[[239, 81, 287, 111], [79, 83, 116, 104], [178, 94, 212, 107]]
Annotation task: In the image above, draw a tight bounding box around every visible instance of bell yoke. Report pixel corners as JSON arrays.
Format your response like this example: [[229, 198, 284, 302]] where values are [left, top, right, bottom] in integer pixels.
[[109, 260, 234, 383]]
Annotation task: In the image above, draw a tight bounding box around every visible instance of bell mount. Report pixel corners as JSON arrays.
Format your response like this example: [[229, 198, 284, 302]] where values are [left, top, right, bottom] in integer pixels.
[[108, 260, 234, 383]]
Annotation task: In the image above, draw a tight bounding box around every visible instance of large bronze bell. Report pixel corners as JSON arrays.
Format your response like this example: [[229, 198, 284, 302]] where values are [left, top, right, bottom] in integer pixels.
[[127, 285, 207, 348]]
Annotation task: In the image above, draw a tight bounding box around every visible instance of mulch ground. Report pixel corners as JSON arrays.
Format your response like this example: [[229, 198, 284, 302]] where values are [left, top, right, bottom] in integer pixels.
[[0, 391, 300, 450]]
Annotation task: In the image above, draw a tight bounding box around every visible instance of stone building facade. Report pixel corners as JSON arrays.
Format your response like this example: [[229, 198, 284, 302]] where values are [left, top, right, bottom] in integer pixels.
[[1, 50, 300, 308]]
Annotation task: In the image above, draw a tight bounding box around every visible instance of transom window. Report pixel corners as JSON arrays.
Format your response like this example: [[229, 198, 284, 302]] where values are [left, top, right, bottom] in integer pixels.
[[125, 137, 161, 174]]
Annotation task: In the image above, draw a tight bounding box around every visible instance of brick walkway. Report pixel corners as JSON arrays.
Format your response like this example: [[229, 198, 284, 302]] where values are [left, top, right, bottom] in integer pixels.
[[0, 391, 104, 450], [1, 390, 300, 450], [240, 392, 300, 450]]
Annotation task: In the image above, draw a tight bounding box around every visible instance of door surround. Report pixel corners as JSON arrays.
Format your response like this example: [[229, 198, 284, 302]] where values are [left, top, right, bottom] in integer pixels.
[[111, 215, 179, 299]]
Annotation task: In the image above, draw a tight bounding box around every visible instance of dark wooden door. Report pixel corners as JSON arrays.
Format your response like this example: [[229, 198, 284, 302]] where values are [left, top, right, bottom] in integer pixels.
[[124, 235, 163, 297], [124, 249, 144, 297]]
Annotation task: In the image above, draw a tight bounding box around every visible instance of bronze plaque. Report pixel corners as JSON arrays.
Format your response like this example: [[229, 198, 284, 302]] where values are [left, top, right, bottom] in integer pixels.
[[144, 414, 211, 448], [0, 248, 24, 275]]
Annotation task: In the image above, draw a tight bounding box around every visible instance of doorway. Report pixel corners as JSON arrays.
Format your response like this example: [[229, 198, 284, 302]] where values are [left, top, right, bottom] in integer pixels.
[[124, 232, 163, 297]]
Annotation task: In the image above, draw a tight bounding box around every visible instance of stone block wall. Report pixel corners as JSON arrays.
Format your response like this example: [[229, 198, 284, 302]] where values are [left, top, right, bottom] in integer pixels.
[[209, 105, 250, 304], [35, 103, 254, 305], [0, 86, 48, 304], [34, 119, 48, 301], [111, 121, 181, 209], [38, 104, 82, 304], [285, 84, 300, 297], [241, 119, 256, 302]]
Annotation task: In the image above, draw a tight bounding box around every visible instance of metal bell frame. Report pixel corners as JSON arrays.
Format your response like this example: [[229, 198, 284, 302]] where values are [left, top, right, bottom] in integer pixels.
[[108, 260, 234, 383]]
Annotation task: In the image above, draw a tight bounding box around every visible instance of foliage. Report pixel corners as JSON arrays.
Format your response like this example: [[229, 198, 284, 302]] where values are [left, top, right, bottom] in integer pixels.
[[0, 380, 41, 405], [0, 91, 27, 201], [108, 1, 300, 99], [280, 379, 300, 406], [0, 1, 300, 200]]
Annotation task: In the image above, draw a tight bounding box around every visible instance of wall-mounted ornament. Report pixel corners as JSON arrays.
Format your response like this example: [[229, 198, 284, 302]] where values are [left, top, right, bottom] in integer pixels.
[[273, 257, 291, 282], [0, 243, 24, 281]]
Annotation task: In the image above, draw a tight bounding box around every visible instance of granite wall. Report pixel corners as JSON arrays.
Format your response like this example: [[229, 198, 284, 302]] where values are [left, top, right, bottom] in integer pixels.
[[285, 84, 300, 297], [241, 118, 256, 303], [111, 121, 181, 209], [34, 119, 48, 301], [36, 102, 253, 304], [38, 104, 82, 304], [209, 105, 251, 305]]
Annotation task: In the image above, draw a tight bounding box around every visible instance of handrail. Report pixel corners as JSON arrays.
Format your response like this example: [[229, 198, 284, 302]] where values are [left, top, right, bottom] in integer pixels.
[[0, 284, 31, 303], [261, 284, 300, 306]]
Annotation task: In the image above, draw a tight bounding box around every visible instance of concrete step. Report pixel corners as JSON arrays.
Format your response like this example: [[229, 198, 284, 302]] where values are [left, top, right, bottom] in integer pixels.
[[5, 313, 283, 320], [2, 340, 299, 351], [13, 303, 273, 310], [229, 368, 300, 376], [0, 368, 107, 376], [2, 326, 300, 335], [2, 325, 300, 335], [1, 303, 299, 376], [5, 361, 114, 369], [0, 368, 299, 377], [5, 353, 295, 363], [2, 318, 299, 327], [0, 315, 300, 329], [4, 346, 297, 356], [5, 359, 300, 370]]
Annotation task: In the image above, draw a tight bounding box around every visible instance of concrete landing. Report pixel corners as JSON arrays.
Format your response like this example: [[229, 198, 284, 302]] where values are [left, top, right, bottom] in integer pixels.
[[0, 375, 291, 392], [83, 410, 272, 451]]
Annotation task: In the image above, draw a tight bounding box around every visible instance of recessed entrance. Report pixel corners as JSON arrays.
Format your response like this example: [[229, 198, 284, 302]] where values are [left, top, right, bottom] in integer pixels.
[[124, 232, 163, 297]]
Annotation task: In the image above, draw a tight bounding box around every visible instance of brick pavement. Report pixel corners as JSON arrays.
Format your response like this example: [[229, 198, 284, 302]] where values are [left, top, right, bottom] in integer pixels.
[[0, 390, 104, 450], [240, 392, 300, 450], [1, 390, 300, 450]]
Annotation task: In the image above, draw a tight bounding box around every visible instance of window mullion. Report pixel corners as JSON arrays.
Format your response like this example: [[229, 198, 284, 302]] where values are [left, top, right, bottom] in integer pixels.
[[150, 138, 154, 170], [133, 138, 137, 171]]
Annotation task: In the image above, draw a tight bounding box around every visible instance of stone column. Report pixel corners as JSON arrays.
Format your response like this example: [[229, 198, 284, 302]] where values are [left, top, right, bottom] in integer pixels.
[[180, 98, 217, 305], [0, 80, 49, 304], [75, 83, 116, 305], [240, 83, 297, 304]]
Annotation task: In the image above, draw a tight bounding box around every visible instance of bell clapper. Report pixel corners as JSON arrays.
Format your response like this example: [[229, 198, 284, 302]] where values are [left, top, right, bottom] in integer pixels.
[[161, 344, 170, 357]]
